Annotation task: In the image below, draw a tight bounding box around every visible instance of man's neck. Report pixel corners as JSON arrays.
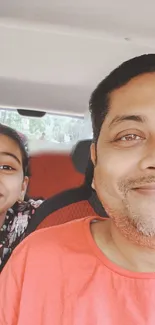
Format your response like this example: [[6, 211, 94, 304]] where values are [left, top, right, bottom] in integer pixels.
[[91, 219, 155, 273], [0, 212, 6, 228]]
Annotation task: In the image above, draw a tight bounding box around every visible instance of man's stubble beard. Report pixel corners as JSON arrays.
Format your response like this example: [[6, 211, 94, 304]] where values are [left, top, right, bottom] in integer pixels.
[[121, 196, 155, 237], [97, 183, 155, 239]]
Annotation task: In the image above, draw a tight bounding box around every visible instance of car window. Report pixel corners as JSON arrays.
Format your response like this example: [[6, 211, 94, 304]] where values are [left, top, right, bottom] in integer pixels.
[[0, 108, 86, 145]]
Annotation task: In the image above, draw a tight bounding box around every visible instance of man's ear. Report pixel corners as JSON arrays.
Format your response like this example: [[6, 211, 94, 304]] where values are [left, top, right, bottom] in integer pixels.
[[21, 177, 29, 200], [90, 143, 96, 191], [91, 178, 95, 190], [90, 142, 96, 166]]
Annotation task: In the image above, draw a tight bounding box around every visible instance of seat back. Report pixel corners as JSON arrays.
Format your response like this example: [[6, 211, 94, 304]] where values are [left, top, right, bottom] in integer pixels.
[[26, 183, 97, 235], [25, 149, 107, 236], [28, 152, 84, 198]]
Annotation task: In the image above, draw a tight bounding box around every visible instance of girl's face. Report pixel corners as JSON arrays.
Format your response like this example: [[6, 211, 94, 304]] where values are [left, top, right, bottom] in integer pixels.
[[0, 134, 28, 222]]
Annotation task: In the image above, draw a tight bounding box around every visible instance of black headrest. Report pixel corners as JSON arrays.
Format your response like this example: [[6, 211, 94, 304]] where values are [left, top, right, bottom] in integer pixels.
[[71, 139, 92, 174]]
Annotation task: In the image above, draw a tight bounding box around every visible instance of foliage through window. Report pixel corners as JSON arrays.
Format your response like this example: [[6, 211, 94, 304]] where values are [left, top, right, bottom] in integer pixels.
[[0, 109, 85, 144]]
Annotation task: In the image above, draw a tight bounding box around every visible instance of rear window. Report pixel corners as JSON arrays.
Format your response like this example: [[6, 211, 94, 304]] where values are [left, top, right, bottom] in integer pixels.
[[0, 109, 85, 145]]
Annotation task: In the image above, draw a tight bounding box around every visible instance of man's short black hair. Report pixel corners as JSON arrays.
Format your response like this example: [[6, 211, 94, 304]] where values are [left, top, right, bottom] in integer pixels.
[[89, 54, 155, 143]]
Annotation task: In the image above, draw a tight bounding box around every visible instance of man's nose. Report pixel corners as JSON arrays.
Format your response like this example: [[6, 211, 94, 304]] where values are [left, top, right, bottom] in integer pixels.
[[139, 143, 155, 170]]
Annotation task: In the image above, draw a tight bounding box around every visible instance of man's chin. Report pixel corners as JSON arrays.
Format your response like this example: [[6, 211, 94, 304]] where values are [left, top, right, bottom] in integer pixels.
[[133, 220, 155, 237], [127, 209, 155, 237]]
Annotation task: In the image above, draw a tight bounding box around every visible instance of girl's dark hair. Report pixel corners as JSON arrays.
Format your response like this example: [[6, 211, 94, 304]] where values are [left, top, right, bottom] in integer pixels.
[[0, 124, 29, 177]]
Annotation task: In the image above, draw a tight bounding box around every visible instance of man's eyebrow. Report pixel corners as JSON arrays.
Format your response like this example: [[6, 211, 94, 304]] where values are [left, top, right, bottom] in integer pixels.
[[109, 115, 146, 128], [0, 152, 21, 165]]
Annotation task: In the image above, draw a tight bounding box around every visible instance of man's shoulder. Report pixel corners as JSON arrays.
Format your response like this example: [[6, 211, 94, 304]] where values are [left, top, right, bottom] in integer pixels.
[[13, 216, 93, 259], [1, 217, 102, 288], [30, 216, 89, 244]]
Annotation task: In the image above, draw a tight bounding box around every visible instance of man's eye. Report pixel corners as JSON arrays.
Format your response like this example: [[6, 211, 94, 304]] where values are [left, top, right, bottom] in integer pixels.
[[0, 165, 14, 171], [119, 134, 142, 141]]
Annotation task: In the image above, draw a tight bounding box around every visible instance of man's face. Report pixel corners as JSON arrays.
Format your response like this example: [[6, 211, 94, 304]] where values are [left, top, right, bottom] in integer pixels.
[[92, 72, 155, 237]]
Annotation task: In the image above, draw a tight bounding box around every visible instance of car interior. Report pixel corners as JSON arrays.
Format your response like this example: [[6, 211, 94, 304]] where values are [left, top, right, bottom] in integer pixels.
[[0, 0, 155, 269]]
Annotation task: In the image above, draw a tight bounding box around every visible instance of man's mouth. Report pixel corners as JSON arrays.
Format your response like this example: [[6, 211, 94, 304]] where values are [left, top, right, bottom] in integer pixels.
[[133, 183, 155, 195]]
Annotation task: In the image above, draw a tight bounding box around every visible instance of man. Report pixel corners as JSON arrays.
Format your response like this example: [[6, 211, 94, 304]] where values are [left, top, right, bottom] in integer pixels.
[[1, 54, 155, 324]]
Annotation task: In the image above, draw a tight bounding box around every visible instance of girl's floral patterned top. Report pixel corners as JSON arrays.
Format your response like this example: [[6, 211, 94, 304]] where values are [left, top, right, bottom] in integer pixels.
[[0, 199, 43, 271]]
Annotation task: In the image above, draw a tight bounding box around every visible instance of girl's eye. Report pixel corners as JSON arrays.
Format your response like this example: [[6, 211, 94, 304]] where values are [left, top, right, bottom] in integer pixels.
[[0, 165, 14, 171], [119, 134, 142, 141]]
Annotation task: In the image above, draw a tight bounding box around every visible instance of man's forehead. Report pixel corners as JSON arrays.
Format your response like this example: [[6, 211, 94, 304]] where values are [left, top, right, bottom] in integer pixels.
[[110, 72, 155, 106], [108, 114, 147, 129], [105, 72, 155, 123]]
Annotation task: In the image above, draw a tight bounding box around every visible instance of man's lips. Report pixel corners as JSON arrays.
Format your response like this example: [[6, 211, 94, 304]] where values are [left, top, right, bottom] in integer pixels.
[[132, 184, 155, 195], [134, 184, 155, 190]]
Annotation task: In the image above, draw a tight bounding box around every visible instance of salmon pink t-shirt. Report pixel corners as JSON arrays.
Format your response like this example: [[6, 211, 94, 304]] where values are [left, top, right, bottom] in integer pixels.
[[0, 216, 155, 325]]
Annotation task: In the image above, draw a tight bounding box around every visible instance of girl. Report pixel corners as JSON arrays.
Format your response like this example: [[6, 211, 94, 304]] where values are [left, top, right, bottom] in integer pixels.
[[0, 124, 43, 270]]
